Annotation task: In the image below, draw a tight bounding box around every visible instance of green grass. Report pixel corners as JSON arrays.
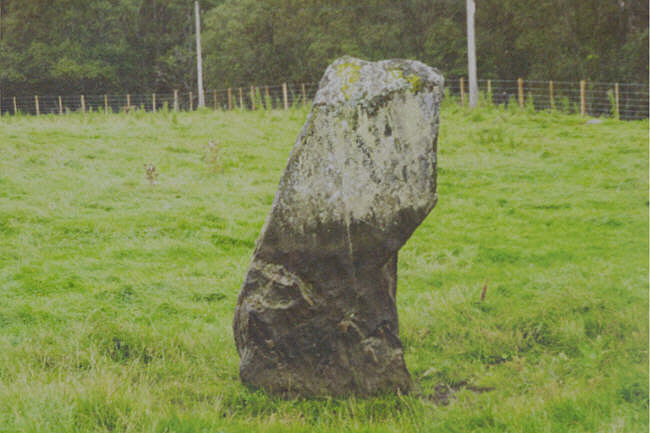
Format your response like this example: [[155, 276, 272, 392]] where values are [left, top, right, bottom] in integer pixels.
[[0, 102, 647, 433]]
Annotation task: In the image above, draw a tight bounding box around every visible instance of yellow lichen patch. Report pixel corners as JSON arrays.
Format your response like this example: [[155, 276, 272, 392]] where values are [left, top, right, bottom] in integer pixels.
[[390, 69, 404, 81], [406, 74, 423, 93], [389, 69, 422, 93], [336, 62, 362, 99]]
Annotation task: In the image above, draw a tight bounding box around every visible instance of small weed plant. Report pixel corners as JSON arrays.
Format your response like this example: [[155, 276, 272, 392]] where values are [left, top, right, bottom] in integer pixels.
[[144, 162, 158, 185], [205, 140, 222, 173]]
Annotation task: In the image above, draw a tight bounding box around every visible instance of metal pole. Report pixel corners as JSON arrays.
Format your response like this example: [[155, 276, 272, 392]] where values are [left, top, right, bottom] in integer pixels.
[[466, 0, 478, 108], [195, 1, 205, 108]]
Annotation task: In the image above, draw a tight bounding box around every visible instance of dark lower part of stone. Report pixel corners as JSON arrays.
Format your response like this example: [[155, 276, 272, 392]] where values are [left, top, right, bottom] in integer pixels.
[[234, 250, 412, 397]]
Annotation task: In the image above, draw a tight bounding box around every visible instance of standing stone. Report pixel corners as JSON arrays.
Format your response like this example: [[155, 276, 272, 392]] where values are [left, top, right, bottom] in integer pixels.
[[234, 56, 443, 396]]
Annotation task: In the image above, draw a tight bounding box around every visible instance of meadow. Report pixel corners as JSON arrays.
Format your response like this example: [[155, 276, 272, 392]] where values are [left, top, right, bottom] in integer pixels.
[[0, 101, 647, 432]]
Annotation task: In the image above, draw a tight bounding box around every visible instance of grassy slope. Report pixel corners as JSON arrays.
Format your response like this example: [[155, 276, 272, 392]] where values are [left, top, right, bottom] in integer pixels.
[[0, 104, 647, 433]]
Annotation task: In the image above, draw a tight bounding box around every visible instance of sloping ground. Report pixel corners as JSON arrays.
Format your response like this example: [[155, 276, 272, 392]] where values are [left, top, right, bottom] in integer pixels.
[[0, 104, 647, 433]]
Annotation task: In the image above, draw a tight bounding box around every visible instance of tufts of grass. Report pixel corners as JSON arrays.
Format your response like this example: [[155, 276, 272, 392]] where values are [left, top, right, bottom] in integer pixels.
[[0, 106, 647, 432]]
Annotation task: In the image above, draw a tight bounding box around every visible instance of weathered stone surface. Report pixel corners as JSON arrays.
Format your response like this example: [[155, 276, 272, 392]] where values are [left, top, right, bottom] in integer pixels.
[[234, 56, 443, 396]]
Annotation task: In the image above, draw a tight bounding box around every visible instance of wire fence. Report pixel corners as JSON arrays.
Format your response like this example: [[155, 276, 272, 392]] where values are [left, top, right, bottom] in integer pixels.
[[446, 78, 648, 120], [0, 79, 647, 120]]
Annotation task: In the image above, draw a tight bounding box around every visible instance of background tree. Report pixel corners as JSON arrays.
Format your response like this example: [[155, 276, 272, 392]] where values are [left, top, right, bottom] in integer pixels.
[[0, 0, 646, 96]]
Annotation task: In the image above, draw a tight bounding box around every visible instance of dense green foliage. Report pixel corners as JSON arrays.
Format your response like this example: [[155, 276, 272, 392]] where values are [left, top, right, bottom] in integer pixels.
[[0, 105, 647, 432], [0, 0, 647, 96]]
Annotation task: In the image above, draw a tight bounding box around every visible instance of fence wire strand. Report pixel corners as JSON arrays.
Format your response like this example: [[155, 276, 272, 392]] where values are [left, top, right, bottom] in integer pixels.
[[0, 79, 647, 120]]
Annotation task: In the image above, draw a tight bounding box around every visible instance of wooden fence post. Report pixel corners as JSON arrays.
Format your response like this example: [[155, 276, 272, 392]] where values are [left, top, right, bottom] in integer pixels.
[[104, 95, 108, 113], [126, 94, 131, 111], [282, 82, 288, 110], [549, 81, 554, 111], [227, 88, 233, 110], [12, 96, 17, 114], [59, 96, 64, 115], [460, 77, 465, 105], [250, 85, 256, 110], [517, 78, 524, 108], [152, 93, 156, 112], [579, 80, 586, 117], [265, 86, 270, 109], [213, 89, 217, 110], [189, 91, 193, 111], [238, 87, 243, 110], [81, 94, 85, 113], [614, 83, 620, 120], [487, 79, 492, 105], [301, 83, 307, 106], [35, 95, 40, 116], [173, 89, 179, 111]]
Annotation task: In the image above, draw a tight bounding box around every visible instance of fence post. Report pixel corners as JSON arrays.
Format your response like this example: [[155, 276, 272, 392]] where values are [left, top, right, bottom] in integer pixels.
[[250, 85, 255, 110], [104, 95, 108, 113], [265, 86, 270, 109], [282, 82, 288, 110], [227, 88, 233, 110], [35, 95, 40, 116], [517, 78, 524, 108], [460, 77, 465, 105], [59, 96, 64, 115], [614, 83, 620, 120], [12, 96, 17, 115], [238, 87, 243, 110], [152, 93, 156, 112], [173, 90, 179, 111], [301, 83, 307, 106], [486, 79, 492, 106], [126, 94, 131, 111], [213, 89, 217, 110], [81, 94, 85, 113], [579, 80, 586, 117], [549, 81, 554, 111], [189, 91, 193, 111]]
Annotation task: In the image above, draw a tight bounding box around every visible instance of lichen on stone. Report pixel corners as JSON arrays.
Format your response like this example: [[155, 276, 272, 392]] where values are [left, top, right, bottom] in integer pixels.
[[336, 62, 362, 99], [406, 74, 423, 93], [313, 56, 443, 112]]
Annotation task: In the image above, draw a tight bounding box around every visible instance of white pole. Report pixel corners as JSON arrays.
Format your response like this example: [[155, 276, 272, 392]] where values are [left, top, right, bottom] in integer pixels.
[[195, 1, 205, 108], [466, 0, 478, 108]]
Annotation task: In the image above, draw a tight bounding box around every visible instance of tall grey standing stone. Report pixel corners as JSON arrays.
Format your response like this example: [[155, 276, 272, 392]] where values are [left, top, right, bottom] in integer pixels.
[[234, 56, 443, 396]]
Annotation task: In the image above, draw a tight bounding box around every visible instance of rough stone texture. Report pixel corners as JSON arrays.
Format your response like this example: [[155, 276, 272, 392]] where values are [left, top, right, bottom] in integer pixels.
[[234, 56, 443, 396]]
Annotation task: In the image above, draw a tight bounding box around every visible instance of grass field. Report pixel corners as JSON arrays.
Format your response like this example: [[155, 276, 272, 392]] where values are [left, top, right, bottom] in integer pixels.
[[0, 102, 647, 433]]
